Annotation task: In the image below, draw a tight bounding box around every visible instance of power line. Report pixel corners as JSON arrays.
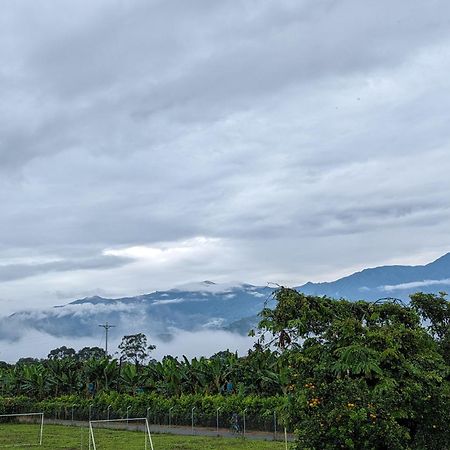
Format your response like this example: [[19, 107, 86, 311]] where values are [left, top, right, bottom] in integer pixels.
[[98, 322, 116, 356]]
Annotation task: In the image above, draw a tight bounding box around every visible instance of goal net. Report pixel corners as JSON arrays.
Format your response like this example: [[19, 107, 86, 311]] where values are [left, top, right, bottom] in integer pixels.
[[0, 412, 44, 447], [89, 418, 154, 450]]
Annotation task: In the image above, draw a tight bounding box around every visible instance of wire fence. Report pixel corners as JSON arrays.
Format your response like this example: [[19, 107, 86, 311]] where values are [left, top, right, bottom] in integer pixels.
[[6, 404, 291, 439], [84, 406, 277, 432]]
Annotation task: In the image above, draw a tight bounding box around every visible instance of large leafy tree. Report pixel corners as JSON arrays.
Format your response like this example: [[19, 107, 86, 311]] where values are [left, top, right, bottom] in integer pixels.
[[118, 333, 156, 369], [77, 346, 107, 361], [257, 288, 450, 450], [47, 346, 76, 360]]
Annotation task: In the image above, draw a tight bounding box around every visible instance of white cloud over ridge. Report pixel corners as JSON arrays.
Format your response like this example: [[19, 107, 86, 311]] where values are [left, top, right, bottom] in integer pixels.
[[382, 278, 450, 292], [152, 297, 190, 306]]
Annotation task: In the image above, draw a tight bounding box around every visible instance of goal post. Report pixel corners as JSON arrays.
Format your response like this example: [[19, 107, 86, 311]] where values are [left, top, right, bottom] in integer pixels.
[[0, 412, 44, 447], [89, 418, 154, 450]]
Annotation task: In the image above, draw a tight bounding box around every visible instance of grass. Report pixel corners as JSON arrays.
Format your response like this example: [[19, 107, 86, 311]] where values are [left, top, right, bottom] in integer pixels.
[[0, 424, 288, 449]]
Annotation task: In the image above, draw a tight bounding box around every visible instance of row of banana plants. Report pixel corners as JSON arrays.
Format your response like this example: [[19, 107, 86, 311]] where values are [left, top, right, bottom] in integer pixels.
[[0, 350, 288, 399]]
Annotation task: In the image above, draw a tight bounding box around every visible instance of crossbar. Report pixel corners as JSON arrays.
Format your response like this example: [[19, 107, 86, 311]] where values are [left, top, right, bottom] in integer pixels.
[[0, 413, 43, 418], [90, 417, 148, 424]]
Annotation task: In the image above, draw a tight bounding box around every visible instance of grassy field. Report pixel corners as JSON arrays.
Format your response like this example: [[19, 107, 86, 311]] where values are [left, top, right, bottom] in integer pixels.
[[0, 424, 288, 449]]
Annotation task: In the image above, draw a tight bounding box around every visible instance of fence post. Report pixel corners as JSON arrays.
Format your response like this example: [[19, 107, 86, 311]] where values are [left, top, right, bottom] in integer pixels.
[[71, 404, 76, 422], [243, 408, 247, 438], [107, 404, 112, 421], [273, 411, 277, 441], [168, 407, 174, 428], [191, 407, 196, 435], [89, 404, 93, 422], [216, 407, 221, 435], [126, 406, 131, 424], [147, 407, 151, 424]]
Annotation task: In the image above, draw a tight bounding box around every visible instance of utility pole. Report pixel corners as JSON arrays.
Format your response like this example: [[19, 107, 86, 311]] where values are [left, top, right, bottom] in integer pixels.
[[99, 322, 116, 356]]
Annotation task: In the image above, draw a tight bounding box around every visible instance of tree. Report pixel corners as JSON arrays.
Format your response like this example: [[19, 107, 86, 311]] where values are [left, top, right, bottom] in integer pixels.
[[16, 357, 40, 365], [0, 361, 10, 370], [257, 288, 450, 450], [21, 364, 50, 400], [410, 292, 450, 360], [45, 357, 81, 396], [47, 346, 76, 360], [118, 333, 156, 368], [77, 346, 107, 361], [83, 357, 119, 393]]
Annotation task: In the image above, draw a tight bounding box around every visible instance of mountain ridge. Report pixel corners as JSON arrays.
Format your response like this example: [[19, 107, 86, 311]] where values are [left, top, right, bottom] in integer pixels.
[[1, 253, 449, 344], [296, 252, 450, 300]]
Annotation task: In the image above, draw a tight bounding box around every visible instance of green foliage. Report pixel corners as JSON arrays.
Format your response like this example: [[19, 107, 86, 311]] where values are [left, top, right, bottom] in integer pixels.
[[77, 346, 107, 361], [118, 333, 156, 367], [257, 288, 450, 449], [47, 346, 76, 360], [0, 393, 286, 431], [0, 350, 286, 399]]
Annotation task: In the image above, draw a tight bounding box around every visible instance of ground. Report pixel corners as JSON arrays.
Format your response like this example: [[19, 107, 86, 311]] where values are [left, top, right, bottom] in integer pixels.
[[0, 424, 288, 449]]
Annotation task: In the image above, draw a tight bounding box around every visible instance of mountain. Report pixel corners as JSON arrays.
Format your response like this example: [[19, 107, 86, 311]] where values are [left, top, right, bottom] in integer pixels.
[[1, 282, 275, 342], [1, 253, 449, 345], [296, 252, 450, 301]]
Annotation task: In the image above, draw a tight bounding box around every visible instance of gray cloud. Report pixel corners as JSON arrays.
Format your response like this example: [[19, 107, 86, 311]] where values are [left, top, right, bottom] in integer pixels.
[[0, 254, 131, 282], [0, 0, 450, 323]]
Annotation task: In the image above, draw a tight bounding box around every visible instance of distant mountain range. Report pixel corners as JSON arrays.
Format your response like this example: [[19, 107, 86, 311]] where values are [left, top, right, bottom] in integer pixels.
[[1, 253, 449, 343], [1, 282, 274, 342], [298, 252, 450, 301]]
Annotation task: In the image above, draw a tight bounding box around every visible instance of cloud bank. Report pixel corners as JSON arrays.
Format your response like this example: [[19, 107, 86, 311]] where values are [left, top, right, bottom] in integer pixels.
[[0, 328, 254, 364]]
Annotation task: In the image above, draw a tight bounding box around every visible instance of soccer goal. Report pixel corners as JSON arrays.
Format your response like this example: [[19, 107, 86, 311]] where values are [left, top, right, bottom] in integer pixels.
[[0, 412, 44, 447], [89, 418, 154, 450]]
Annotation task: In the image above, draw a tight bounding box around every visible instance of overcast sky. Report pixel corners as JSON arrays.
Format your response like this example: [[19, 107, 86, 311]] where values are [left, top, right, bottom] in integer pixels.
[[1, 0, 450, 314]]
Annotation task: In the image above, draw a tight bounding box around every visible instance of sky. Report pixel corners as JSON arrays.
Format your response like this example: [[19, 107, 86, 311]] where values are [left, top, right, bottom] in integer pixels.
[[1, 0, 450, 317]]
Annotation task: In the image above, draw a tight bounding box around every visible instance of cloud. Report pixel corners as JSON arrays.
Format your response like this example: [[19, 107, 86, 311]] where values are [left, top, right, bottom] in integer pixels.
[[0, 0, 450, 320], [103, 237, 222, 265], [151, 329, 253, 361], [0, 254, 131, 282], [152, 298, 188, 306], [0, 327, 254, 364], [0, 329, 96, 363], [382, 279, 450, 292]]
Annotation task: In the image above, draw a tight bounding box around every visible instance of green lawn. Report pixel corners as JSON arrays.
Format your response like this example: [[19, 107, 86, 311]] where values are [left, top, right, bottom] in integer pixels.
[[0, 424, 287, 449]]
